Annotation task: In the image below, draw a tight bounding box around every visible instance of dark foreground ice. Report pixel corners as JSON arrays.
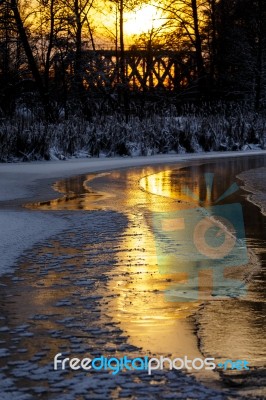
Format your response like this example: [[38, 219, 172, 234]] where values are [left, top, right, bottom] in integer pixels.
[[0, 211, 233, 400], [0, 153, 266, 399]]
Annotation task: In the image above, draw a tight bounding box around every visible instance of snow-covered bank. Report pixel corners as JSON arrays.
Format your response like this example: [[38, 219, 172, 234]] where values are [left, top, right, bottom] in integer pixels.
[[237, 167, 266, 216], [1, 111, 265, 162], [0, 211, 68, 277], [0, 149, 265, 278], [1, 150, 265, 201]]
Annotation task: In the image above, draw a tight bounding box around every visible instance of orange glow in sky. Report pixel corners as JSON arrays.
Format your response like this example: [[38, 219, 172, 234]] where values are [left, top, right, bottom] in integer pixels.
[[124, 4, 164, 35]]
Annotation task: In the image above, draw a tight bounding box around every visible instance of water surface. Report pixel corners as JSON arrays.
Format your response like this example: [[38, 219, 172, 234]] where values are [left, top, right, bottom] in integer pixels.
[[27, 154, 266, 394]]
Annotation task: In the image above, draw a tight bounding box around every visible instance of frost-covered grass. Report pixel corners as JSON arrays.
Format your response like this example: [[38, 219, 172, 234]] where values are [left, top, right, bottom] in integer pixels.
[[0, 105, 265, 161]]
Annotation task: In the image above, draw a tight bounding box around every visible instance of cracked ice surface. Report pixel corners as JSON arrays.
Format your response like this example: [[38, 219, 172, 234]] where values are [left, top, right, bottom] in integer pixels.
[[0, 211, 233, 400]]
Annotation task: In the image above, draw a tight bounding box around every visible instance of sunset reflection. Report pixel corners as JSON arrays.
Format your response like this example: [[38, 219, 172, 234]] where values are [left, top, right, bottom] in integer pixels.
[[107, 210, 202, 358], [24, 157, 266, 386]]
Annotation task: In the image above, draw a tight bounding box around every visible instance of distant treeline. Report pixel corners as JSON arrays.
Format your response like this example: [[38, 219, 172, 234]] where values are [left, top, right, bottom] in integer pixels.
[[0, 0, 265, 121]]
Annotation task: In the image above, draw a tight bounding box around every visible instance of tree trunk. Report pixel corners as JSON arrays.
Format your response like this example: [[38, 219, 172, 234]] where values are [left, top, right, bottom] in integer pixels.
[[44, 0, 55, 93], [255, 0, 263, 110], [73, 0, 91, 119], [208, 0, 217, 93], [10, 0, 54, 121], [191, 0, 207, 97], [119, 0, 129, 122]]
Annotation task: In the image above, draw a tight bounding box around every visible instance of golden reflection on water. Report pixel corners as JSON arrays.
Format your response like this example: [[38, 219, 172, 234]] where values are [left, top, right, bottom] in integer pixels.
[[107, 211, 203, 359], [26, 166, 205, 362], [26, 167, 195, 212], [107, 167, 254, 364], [25, 159, 265, 383], [25, 173, 115, 211]]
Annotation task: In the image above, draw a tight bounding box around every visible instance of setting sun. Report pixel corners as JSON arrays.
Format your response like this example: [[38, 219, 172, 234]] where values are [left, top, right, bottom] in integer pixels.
[[124, 4, 164, 35]]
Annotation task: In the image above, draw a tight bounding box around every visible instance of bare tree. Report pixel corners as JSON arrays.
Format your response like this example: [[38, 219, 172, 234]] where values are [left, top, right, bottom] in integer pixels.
[[106, 0, 141, 120], [10, 0, 51, 118], [58, 0, 95, 118], [214, 0, 266, 106], [254, 0, 265, 110], [0, 0, 17, 114], [155, 0, 209, 97], [5, 0, 65, 120]]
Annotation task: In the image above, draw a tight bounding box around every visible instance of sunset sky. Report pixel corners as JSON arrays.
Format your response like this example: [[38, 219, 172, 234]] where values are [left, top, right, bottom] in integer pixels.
[[82, 1, 166, 47]]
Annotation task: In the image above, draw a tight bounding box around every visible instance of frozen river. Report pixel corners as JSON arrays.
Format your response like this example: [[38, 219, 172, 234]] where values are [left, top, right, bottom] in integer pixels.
[[0, 153, 265, 399]]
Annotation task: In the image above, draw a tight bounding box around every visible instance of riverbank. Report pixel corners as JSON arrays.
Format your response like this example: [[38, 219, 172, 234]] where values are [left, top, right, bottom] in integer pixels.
[[1, 150, 265, 399], [237, 167, 266, 216], [0, 150, 265, 278]]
